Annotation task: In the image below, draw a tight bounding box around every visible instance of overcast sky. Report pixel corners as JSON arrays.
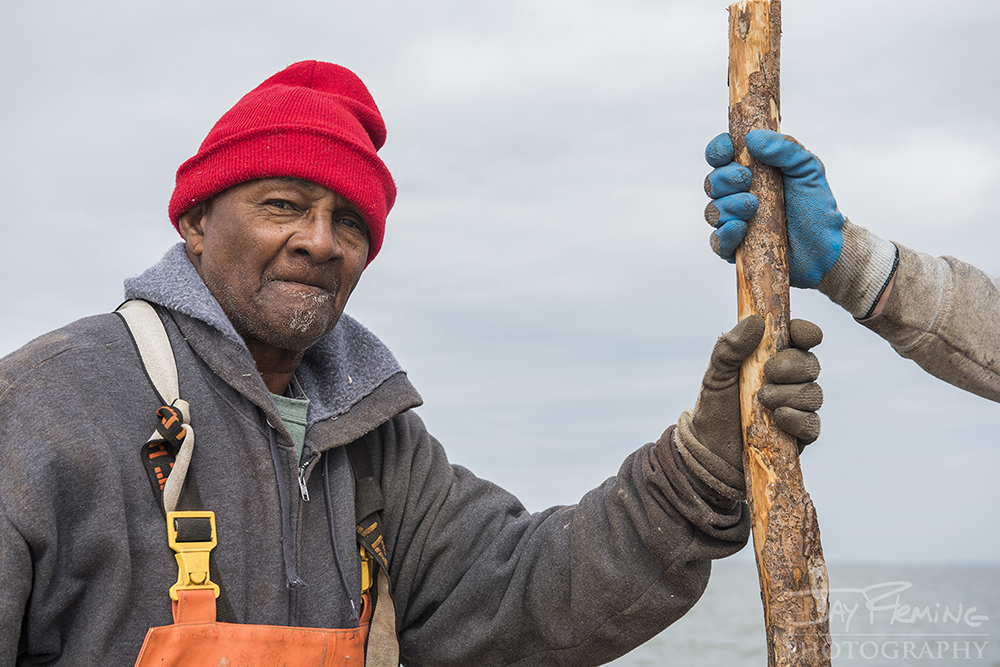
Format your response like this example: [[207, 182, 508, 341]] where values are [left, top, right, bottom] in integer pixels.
[[2, 0, 998, 565]]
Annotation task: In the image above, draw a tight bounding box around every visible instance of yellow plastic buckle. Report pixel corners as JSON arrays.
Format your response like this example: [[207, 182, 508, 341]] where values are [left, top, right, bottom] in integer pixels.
[[167, 510, 221, 601], [360, 545, 375, 594]]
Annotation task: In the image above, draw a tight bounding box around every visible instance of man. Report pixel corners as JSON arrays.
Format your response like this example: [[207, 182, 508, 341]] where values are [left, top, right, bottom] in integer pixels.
[[0, 61, 823, 666], [703, 129, 999, 403]]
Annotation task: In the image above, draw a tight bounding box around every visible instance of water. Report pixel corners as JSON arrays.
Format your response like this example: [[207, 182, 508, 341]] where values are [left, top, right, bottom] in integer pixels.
[[607, 559, 1000, 666]]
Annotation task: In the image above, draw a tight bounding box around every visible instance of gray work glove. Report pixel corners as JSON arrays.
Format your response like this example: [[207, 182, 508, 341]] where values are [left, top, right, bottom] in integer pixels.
[[673, 314, 823, 501]]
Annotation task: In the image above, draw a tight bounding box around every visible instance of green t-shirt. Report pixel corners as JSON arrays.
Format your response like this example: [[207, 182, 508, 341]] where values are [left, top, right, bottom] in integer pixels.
[[271, 377, 310, 462]]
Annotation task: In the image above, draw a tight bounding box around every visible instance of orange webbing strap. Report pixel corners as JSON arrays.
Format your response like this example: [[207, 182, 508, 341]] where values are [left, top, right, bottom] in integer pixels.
[[172, 589, 217, 624], [358, 591, 373, 626]]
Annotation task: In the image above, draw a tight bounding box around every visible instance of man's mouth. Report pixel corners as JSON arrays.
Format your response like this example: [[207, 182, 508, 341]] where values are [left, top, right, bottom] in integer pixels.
[[263, 277, 336, 301]]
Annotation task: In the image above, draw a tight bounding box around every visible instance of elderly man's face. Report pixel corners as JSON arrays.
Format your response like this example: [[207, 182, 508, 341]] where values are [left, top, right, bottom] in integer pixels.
[[180, 178, 369, 356]]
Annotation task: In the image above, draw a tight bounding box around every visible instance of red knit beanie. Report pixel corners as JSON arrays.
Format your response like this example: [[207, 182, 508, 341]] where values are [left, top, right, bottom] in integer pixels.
[[168, 61, 395, 266]]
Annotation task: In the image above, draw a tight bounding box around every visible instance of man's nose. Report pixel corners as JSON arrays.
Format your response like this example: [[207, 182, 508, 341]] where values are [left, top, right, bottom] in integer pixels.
[[290, 212, 343, 263]]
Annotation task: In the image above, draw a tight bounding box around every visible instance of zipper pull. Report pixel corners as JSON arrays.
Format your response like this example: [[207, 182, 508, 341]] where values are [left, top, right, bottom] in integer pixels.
[[298, 460, 311, 502]]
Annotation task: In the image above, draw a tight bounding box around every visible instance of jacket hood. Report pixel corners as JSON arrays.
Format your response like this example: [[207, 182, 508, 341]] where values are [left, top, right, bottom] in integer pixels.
[[123, 243, 408, 427]]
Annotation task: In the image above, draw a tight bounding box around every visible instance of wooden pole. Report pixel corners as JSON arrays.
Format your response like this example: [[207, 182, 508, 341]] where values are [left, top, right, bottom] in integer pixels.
[[727, 2, 832, 665]]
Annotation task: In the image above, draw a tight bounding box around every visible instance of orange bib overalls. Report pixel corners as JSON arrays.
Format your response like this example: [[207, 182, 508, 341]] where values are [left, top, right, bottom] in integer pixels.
[[134, 587, 372, 666]]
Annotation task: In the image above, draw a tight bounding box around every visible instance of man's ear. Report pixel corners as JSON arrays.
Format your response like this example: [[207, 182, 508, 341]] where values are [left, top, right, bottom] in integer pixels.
[[177, 202, 209, 257]]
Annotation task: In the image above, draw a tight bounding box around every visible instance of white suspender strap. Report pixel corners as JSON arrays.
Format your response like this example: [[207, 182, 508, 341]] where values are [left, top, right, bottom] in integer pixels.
[[117, 300, 180, 404], [116, 299, 195, 514]]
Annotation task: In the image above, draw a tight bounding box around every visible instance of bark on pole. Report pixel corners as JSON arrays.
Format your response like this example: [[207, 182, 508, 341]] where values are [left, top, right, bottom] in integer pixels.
[[727, 2, 832, 665]]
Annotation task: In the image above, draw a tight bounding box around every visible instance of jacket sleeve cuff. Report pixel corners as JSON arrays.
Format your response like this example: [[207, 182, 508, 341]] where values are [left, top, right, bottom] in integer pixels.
[[816, 219, 898, 319], [672, 410, 746, 503]]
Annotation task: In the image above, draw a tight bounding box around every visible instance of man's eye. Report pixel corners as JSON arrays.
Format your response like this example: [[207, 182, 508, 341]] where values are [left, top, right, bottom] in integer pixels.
[[265, 200, 296, 211], [337, 216, 366, 234]]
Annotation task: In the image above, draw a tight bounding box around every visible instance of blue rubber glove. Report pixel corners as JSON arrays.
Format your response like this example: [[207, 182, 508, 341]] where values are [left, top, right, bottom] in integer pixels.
[[703, 130, 845, 289]]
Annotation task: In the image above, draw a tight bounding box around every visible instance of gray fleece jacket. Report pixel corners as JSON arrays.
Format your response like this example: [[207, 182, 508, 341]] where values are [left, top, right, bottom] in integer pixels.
[[861, 243, 1000, 403], [0, 244, 749, 667]]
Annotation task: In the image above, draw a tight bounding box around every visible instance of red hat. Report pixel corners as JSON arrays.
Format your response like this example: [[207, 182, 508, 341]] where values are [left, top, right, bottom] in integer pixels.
[[168, 61, 395, 266]]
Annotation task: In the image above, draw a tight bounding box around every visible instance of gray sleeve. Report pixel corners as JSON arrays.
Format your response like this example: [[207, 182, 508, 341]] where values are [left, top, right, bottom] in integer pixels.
[[861, 243, 1000, 403], [376, 412, 749, 667], [0, 506, 30, 665]]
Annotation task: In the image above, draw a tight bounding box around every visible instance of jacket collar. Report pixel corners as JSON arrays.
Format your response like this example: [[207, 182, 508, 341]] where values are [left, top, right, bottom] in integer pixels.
[[123, 243, 420, 432]]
